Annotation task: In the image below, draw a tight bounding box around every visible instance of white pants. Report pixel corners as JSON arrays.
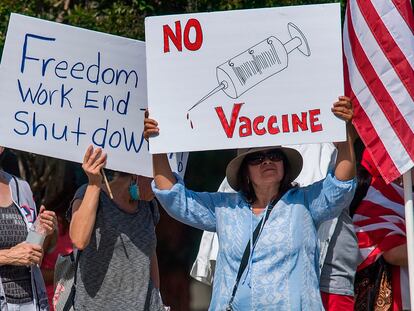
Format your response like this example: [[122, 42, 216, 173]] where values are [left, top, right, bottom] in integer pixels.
[[7, 301, 36, 311]]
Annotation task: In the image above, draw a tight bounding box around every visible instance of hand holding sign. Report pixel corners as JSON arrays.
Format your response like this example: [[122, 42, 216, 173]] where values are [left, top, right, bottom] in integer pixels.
[[331, 96, 353, 123], [0, 14, 188, 177], [145, 4, 345, 153], [144, 110, 159, 140], [82, 145, 107, 186]]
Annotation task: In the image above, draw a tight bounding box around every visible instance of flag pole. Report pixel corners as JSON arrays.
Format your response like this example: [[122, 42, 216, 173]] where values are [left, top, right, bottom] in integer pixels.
[[403, 169, 414, 304]]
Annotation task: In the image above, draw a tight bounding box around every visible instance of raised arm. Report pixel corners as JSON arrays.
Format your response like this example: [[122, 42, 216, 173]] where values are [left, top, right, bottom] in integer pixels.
[[69, 146, 106, 250], [332, 96, 357, 181], [144, 111, 177, 190], [144, 111, 222, 231], [303, 97, 357, 227]]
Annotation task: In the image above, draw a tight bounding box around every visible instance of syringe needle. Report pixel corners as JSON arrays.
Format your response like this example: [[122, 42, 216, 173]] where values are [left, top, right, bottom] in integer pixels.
[[188, 82, 226, 112]]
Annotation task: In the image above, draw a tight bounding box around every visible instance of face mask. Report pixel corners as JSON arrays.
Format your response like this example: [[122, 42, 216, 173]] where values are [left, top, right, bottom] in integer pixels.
[[129, 182, 140, 201]]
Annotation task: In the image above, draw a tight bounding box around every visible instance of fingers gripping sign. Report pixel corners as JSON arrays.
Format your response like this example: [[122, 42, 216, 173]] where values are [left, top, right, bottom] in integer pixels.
[[82, 145, 107, 185], [144, 110, 159, 141], [331, 96, 353, 123]]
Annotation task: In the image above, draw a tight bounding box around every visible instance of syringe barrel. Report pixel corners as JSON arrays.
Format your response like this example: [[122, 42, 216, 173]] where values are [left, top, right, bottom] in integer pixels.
[[215, 36, 288, 99]]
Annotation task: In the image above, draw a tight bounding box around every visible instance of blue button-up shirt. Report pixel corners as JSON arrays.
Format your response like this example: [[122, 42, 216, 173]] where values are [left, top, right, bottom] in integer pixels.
[[153, 171, 356, 310]]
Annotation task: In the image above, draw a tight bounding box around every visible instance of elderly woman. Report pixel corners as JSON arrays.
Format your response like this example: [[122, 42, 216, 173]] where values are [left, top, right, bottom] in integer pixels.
[[144, 96, 357, 310], [0, 147, 57, 311], [69, 146, 164, 311]]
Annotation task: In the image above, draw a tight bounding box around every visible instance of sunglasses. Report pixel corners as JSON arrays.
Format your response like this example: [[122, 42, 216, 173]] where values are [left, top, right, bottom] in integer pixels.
[[245, 150, 285, 166]]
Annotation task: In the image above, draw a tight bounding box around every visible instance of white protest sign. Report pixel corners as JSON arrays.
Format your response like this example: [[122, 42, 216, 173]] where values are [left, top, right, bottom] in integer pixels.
[[145, 3, 345, 153], [0, 14, 187, 177]]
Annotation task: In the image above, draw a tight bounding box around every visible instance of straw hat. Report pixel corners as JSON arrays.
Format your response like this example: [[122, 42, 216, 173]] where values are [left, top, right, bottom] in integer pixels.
[[226, 146, 303, 191]]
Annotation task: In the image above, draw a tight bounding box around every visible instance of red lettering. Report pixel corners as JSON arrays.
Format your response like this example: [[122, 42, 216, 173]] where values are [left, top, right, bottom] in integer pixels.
[[215, 103, 244, 138], [309, 109, 323, 132], [282, 114, 290, 133], [253, 116, 266, 135], [216, 105, 322, 138], [267, 116, 280, 135], [292, 112, 308, 132], [183, 19, 203, 51], [163, 21, 182, 53], [239, 117, 252, 137]]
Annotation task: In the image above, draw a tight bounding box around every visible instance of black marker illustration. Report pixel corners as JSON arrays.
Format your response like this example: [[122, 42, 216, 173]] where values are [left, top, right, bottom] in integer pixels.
[[187, 22, 311, 118]]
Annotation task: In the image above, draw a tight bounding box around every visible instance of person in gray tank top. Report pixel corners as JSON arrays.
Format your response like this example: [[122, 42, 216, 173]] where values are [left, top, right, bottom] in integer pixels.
[[0, 146, 57, 311], [69, 146, 165, 311]]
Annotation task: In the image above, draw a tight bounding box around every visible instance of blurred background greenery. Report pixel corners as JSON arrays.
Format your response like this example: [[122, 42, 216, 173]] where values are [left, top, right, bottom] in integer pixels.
[[0, 1, 346, 57]]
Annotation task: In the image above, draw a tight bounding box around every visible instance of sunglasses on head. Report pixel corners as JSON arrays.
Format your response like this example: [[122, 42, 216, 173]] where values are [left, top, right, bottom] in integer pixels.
[[245, 149, 285, 166]]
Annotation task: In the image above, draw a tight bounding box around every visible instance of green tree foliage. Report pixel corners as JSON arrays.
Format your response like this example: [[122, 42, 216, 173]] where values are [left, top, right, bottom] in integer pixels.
[[0, 0, 347, 56]]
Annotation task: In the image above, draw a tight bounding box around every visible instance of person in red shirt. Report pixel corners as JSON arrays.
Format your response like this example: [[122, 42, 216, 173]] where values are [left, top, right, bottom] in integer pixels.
[[40, 202, 73, 310]]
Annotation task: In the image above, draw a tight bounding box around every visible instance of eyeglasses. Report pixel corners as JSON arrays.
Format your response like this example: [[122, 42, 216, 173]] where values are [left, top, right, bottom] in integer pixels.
[[245, 150, 285, 166]]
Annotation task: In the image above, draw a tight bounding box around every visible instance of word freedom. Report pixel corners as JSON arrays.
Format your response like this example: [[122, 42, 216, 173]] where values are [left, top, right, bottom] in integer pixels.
[[21, 34, 139, 88]]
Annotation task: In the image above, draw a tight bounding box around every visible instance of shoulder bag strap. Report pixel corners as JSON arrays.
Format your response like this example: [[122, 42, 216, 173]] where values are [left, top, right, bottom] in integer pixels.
[[11, 175, 20, 207], [73, 250, 81, 285], [63, 250, 82, 311], [226, 198, 277, 311]]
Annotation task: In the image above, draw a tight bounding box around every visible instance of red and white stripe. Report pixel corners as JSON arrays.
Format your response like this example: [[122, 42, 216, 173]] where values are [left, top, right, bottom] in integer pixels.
[[353, 178, 409, 310], [343, 0, 414, 183]]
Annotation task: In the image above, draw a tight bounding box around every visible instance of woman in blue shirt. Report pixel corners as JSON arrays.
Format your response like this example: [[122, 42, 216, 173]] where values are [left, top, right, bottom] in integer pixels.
[[144, 96, 357, 311]]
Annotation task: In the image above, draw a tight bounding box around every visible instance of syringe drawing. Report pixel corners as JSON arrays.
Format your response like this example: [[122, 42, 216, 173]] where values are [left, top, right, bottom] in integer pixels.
[[188, 22, 311, 117]]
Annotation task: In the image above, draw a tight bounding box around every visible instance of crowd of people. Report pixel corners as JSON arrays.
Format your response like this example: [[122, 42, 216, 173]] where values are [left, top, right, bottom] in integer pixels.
[[0, 96, 410, 310]]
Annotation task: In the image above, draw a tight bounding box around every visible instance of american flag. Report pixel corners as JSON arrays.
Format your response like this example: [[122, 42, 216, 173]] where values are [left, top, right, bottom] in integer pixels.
[[353, 169, 409, 310], [343, 0, 414, 184]]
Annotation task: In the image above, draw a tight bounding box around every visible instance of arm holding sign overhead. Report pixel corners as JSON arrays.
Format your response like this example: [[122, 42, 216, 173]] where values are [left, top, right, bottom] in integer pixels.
[[70, 146, 106, 250], [331, 96, 356, 182], [145, 97, 356, 188], [144, 112, 219, 231], [144, 111, 177, 190]]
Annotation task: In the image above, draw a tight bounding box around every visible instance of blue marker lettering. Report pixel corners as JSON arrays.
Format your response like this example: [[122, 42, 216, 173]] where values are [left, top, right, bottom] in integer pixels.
[[102, 68, 115, 85], [17, 80, 43, 104], [42, 57, 55, 77], [87, 52, 100, 85], [116, 69, 139, 88], [54, 61, 68, 79], [13, 111, 29, 135], [52, 123, 68, 141], [109, 131, 122, 148], [37, 89, 48, 105], [60, 84, 73, 108], [103, 95, 115, 112], [92, 119, 109, 148], [122, 128, 145, 153], [70, 62, 85, 80], [32, 112, 47, 140], [84, 90, 99, 109], [70, 117, 87, 146], [117, 91, 130, 115], [21, 33, 55, 74]]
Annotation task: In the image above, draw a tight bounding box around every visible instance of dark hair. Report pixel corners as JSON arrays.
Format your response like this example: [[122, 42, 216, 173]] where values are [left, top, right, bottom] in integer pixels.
[[238, 150, 296, 204], [349, 163, 372, 217]]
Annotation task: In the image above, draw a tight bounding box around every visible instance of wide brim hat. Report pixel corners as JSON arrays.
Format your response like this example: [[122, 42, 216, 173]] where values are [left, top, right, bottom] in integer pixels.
[[226, 146, 303, 191]]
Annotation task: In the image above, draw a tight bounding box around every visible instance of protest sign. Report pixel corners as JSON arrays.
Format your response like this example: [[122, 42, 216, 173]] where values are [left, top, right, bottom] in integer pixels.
[[145, 3, 345, 153], [0, 13, 187, 177]]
